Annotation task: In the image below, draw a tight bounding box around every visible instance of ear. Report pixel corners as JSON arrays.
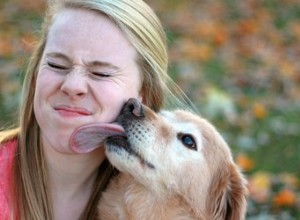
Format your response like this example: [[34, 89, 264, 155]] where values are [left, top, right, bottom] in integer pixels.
[[207, 163, 248, 220]]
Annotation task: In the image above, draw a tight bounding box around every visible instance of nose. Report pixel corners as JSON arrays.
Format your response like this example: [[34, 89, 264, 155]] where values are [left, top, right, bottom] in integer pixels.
[[122, 98, 144, 118], [61, 71, 88, 98]]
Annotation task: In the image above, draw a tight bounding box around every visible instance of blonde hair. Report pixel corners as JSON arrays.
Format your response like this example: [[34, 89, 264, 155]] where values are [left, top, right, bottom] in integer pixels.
[[0, 0, 192, 219]]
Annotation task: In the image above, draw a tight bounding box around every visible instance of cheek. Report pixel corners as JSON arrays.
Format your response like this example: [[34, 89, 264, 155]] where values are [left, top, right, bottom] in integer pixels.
[[91, 79, 142, 119], [34, 70, 62, 120], [124, 70, 143, 100], [34, 70, 61, 102], [33, 73, 47, 114]]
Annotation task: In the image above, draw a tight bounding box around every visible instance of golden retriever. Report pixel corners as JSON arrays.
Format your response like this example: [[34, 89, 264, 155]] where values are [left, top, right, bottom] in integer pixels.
[[98, 98, 248, 219]]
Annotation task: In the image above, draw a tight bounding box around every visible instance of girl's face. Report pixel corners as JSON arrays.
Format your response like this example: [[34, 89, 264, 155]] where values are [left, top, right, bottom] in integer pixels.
[[34, 8, 142, 154]]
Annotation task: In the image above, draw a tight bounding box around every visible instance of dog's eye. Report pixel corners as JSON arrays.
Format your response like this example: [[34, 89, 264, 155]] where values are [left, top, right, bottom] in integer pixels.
[[177, 133, 197, 151]]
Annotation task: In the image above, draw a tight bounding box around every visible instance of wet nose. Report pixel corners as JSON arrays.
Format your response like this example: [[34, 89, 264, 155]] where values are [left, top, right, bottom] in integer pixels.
[[122, 98, 144, 118]]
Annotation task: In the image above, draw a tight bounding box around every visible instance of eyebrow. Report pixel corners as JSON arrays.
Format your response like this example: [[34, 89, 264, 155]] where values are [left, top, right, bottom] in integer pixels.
[[46, 52, 70, 61], [46, 52, 120, 70]]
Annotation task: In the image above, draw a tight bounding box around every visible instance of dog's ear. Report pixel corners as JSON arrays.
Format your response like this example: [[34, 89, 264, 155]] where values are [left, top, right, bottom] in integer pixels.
[[207, 163, 248, 220]]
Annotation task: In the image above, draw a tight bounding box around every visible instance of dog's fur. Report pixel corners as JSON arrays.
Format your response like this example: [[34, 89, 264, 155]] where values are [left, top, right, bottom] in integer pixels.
[[98, 99, 248, 219]]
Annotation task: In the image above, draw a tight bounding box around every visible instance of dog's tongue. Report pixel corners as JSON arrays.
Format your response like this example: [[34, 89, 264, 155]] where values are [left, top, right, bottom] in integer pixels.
[[69, 123, 126, 154]]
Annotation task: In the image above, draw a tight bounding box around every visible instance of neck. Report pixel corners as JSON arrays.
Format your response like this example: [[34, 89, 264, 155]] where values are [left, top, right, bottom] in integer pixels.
[[43, 142, 105, 220], [43, 143, 105, 198]]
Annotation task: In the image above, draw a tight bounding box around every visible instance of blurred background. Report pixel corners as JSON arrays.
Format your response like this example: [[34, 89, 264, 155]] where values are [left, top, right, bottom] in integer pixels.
[[0, 0, 299, 218]]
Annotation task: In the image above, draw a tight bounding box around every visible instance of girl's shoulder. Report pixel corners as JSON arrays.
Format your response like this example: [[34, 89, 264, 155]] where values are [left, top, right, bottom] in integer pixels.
[[0, 139, 18, 180], [0, 139, 17, 176], [0, 139, 17, 220], [0, 139, 18, 160]]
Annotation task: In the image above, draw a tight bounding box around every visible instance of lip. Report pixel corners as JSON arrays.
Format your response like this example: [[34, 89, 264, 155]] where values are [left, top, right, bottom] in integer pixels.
[[54, 105, 92, 117]]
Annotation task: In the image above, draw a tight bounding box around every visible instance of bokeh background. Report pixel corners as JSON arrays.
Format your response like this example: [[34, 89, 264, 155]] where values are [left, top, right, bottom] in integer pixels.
[[0, 0, 299, 218]]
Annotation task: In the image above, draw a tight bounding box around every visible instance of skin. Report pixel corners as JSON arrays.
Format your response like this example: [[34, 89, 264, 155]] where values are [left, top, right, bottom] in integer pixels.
[[33, 8, 142, 220]]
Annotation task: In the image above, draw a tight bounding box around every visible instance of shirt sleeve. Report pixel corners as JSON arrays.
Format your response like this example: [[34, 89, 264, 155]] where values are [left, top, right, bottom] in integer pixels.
[[0, 140, 17, 220]]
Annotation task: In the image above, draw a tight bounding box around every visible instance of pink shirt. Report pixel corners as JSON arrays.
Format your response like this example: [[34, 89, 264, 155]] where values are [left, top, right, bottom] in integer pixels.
[[0, 140, 17, 220]]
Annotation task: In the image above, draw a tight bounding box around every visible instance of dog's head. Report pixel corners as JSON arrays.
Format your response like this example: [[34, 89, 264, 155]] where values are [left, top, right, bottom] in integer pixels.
[[105, 98, 248, 219]]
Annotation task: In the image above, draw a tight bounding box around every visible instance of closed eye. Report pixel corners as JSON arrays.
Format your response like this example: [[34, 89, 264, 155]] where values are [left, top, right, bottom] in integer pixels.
[[177, 133, 197, 151], [47, 61, 68, 70], [91, 72, 111, 78]]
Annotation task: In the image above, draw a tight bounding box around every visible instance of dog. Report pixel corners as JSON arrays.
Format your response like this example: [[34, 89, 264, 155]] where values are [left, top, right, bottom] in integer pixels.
[[98, 98, 248, 219]]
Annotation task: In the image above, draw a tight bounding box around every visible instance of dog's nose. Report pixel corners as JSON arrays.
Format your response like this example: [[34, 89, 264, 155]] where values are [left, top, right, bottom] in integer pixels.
[[123, 98, 144, 118]]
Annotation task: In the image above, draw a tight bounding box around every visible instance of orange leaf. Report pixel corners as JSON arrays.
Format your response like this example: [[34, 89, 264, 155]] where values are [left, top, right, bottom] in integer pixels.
[[236, 153, 255, 171], [273, 189, 297, 207], [237, 19, 259, 36], [0, 36, 13, 57], [182, 40, 213, 61], [213, 30, 228, 46], [252, 102, 267, 119]]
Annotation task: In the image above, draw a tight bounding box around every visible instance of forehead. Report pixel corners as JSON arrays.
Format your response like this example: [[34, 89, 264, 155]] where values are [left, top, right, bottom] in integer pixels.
[[159, 110, 202, 131], [46, 8, 137, 61], [160, 110, 196, 122]]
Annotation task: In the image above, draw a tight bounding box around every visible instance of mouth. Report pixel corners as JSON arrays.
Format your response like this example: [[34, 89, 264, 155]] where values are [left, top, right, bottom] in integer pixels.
[[102, 98, 155, 169], [105, 135, 155, 169], [54, 105, 92, 117]]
